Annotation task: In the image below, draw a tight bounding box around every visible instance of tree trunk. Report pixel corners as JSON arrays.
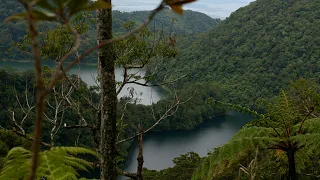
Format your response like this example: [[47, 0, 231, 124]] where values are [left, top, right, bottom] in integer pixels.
[[287, 148, 297, 180], [97, 1, 117, 179], [137, 124, 144, 180]]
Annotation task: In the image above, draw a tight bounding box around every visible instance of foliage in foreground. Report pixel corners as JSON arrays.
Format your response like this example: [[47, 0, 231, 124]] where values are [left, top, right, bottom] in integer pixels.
[[0, 146, 98, 179], [193, 84, 320, 179], [0, 130, 31, 170], [143, 152, 203, 180]]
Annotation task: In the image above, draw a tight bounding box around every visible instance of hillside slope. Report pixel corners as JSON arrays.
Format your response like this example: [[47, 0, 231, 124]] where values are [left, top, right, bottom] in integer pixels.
[[0, 0, 220, 61], [156, 0, 320, 106]]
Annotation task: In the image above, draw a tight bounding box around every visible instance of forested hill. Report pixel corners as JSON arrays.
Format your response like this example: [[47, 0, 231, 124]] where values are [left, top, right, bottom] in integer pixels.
[[0, 0, 220, 61], [113, 9, 219, 34], [156, 0, 320, 106]]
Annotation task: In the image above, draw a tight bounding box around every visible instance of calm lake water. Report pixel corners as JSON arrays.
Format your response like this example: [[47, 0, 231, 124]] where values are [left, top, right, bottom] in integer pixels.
[[122, 111, 252, 175], [0, 60, 163, 105], [1, 60, 253, 178]]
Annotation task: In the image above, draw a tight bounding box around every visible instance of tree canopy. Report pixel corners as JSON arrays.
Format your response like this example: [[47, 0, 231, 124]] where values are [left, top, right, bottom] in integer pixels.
[[153, 0, 320, 106]]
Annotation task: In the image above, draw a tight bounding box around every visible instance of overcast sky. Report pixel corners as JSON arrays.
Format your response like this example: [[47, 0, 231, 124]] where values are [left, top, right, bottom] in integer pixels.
[[112, 0, 255, 18]]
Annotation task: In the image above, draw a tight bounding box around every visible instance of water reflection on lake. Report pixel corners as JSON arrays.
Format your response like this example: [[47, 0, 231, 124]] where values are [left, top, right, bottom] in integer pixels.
[[122, 111, 252, 173], [0, 61, 163, 105]]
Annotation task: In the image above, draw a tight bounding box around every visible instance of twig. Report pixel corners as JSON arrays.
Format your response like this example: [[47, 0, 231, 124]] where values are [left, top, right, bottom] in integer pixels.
[[24, 1, 47, 179], [116, 67, 128, 95], [126, 74, 187, 87], [64, 124, 95, 129], [62, 3, 165, 74], [10, 111, 25, 135], [119, 170, 137, 179], [10, 129, 51, 148], [60, 67, 99, 111], [47, 23, 81, 91], [117, 94, 192, 144], [298, 108, 314, 134]]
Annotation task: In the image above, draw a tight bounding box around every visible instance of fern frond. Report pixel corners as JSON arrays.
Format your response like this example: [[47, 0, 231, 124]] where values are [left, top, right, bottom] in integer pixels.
[[0, 147, 31, 180], [0, 146, 98, 180], [294, 149, 311, 174], [192, 127, 283, 180], [50, 146, 99, 157], [278, 91, 296, 122], [266, 91, 299, 128], [292, 133, 320, 151], [55, 172, 78, 180], [206, 98, 264, 118], [64, 156, 93, 171], [294, 118, 320, 133], [230, 127, 281, 141]]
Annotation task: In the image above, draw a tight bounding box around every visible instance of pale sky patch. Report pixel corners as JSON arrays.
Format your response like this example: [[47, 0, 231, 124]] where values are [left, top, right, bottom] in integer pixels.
[[112, 0, 255, 18]]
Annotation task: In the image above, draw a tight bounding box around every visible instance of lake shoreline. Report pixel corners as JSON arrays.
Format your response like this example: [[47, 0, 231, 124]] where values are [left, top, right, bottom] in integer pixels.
[[0, 59, 98, 66], [123, 111, 253, 172]]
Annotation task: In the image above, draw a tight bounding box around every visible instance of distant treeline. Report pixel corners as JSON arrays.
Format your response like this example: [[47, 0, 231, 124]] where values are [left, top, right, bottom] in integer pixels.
[[0, 0, 220, 62]]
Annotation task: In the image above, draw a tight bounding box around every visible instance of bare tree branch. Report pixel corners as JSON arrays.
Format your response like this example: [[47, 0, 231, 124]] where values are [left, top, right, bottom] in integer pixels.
[[60, 66, 99, 111], [126, 74, 187, 87], [12, 86, 35, 130], [10, 129, 51, 148], [64, 124, 96, 129], [117, 94, 193, 144], [116, 67, 128, 95], [10, 111, 26, 135], [120, 170, 138, 179]]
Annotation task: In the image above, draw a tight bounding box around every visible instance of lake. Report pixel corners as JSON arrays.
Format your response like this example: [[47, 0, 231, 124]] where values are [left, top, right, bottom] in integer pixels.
[[0, 60, 253, 178], [122, 111, 252, 175], [0, 60, 163, 105]]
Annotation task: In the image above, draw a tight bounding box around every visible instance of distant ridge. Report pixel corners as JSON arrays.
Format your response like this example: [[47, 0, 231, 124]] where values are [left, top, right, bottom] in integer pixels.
[[0, 0, 220, 61], [154, 0, 320, 105]]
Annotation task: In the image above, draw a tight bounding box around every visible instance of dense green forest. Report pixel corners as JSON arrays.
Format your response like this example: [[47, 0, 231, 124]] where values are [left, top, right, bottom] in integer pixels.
[[0, 0, 225, 154], [1, 0, 320, 179], [0, 68, 225, 169], [142, 78, 320, 180], [141, 0, 320, 179], [153, 0, 320, 107], [0, 0, 220, 61]]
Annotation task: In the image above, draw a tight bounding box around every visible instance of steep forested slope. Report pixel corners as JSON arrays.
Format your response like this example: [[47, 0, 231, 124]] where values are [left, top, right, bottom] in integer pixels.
[[0, 0, 220, 61], [156, 0, 320, 106]]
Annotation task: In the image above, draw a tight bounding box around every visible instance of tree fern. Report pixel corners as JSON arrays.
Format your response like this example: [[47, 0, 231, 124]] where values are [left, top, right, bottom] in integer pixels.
[[194, 91, 320, 179], [192, 127, 283, 180], [0, 146, 98, 180], [238, 148, 259, 180]]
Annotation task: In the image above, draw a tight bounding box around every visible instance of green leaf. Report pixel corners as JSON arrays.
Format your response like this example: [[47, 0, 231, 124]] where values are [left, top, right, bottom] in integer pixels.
[[68, 0, 111, 16], [67, 0, 89, 15], [35, 0, 56, 11], [4, 9, 56, 22], [82, 0, 111, 12], [4, 12, 27, 22], [52, 0, 63, 8], [0, 147, 98, 179]]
